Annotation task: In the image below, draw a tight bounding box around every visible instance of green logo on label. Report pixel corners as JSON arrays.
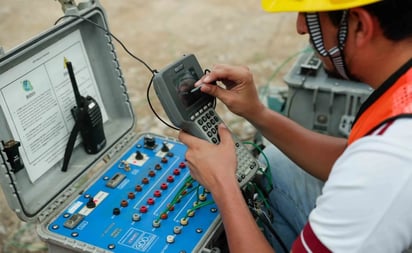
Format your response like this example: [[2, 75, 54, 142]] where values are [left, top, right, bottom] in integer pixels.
[[22, 80, 33, 92]]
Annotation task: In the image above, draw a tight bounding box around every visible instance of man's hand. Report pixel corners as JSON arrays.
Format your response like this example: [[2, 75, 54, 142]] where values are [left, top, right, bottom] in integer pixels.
[[178, 124, 238, 193], [196, 64, 265, 119]]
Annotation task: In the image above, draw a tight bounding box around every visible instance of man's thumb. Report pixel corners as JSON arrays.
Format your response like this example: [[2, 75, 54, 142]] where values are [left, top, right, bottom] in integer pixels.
[[217, 124, 233, 145]]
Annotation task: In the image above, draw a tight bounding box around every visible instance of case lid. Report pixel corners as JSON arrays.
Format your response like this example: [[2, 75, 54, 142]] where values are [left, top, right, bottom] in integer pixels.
[[0, 2, 135, 222]]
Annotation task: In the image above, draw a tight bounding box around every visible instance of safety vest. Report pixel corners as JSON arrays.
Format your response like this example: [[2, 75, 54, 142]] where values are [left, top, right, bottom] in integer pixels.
[[348, 62, 412, 145]]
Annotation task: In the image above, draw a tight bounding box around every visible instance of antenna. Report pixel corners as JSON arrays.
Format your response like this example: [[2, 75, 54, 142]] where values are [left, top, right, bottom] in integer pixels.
[[64, 57, 83, 107]]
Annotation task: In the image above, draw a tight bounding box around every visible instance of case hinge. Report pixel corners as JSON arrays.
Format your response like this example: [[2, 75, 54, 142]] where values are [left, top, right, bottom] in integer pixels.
[[38, 186, 77, 223], [56, 0, 98, 13], [56, 0, 77, 13]]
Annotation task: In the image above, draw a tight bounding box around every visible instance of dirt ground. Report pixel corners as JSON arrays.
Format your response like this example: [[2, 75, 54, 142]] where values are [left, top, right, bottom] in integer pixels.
[[0, 1, 306, 252]]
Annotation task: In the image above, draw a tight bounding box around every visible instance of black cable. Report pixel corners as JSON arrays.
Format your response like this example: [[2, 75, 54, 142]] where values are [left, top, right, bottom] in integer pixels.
[[54, 14, 180, 131], [54, 15, 155, 74], [146, 73, 179, 130]]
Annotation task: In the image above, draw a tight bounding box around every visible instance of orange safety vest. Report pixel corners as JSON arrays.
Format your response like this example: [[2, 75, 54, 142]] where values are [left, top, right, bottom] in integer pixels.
[[348, 62, 412, 145]]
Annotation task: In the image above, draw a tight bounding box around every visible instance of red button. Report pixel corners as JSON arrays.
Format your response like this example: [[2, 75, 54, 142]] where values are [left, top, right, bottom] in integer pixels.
[[140, 206, 148, 213], [154, 190, 162, 197], [160, 183, 168, 190], [147, 198, 155, 205]]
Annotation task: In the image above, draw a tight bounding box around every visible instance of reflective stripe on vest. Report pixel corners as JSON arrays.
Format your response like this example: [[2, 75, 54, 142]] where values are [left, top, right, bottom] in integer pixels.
[[348, 67, 412, 145]]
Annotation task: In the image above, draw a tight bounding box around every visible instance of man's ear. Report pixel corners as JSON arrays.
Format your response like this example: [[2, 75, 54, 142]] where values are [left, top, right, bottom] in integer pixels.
[[348, 8, 377, 48]]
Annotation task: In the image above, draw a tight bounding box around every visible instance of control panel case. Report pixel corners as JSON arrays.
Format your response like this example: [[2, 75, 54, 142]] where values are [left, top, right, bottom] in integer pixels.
[[0, 2, 223, 253]]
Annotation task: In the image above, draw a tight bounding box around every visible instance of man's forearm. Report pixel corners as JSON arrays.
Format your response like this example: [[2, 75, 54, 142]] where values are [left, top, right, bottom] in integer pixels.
[[246, 106, 346, 181], [212, 179, 275, 252]]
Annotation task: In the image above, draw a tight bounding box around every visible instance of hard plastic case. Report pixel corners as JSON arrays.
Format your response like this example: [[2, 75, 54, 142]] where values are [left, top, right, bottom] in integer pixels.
[[0, 1, 223, 252], [282, 50, 373, 137]]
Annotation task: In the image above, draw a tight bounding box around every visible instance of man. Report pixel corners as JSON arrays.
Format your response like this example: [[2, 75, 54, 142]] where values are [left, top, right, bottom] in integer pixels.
[[178, 0, 412, 252]]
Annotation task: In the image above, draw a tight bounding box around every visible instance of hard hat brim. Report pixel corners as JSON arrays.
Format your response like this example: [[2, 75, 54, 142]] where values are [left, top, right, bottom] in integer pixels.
[[261, 0, 381, 12]]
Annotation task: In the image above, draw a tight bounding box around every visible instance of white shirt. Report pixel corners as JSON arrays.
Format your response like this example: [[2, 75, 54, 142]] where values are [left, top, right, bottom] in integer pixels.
[[309, 118, 412, 252]]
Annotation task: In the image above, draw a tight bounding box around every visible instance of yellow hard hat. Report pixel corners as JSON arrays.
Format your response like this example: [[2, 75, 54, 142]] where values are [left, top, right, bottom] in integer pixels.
[[262, 0, 382, 12]]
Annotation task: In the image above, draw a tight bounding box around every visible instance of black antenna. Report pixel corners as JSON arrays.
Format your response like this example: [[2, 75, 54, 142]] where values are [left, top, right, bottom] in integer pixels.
[[64, 57, 83, 107]]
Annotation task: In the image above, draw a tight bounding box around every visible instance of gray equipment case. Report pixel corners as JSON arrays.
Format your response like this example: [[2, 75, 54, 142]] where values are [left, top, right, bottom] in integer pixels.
[[0, 1, 223, 252], [0, 0, 134, 223], [282, 50, 373, 137]]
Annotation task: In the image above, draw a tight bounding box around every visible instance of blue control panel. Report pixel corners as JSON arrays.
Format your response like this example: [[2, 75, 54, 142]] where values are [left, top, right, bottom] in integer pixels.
[[47, 134, 221, 252]]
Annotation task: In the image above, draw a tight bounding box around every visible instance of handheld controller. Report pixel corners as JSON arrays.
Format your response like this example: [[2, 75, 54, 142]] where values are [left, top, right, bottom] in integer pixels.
[[153, 54, 260, 187]]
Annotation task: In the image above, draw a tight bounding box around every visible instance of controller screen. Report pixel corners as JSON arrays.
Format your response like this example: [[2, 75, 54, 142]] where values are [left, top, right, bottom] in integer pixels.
[[174, 68, 204, 108]]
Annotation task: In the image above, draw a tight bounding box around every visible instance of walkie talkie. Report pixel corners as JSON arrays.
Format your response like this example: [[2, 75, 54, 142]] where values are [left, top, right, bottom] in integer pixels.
[[61, 58, 106, 172]]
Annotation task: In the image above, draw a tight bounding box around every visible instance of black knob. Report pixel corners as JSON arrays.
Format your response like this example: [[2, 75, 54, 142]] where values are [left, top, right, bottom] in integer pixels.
[[113, 208, 121, 216], [135, 151, 144, 160], [86, 197, 96, 208], [161, 142, 169, 152]]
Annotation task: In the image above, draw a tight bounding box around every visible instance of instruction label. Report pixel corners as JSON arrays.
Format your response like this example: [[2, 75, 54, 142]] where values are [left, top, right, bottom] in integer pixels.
[[0, 29, 108, 182]]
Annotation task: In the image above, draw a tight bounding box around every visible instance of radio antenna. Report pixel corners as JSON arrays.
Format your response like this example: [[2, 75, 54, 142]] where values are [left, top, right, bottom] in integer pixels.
[[64, 57, 83, 107]]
